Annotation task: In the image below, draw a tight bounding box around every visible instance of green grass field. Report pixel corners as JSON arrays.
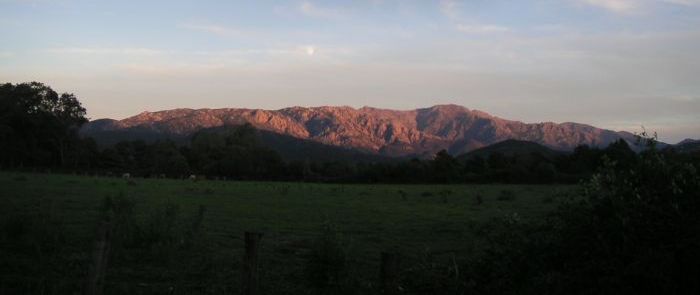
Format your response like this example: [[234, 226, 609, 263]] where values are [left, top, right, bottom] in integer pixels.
[[0, 171, 576, 294]]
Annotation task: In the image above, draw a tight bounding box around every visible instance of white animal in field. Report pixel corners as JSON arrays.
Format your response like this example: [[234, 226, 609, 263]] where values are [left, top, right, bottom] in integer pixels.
[[122, 173, 131, 179], [189, 174, 197, 181]]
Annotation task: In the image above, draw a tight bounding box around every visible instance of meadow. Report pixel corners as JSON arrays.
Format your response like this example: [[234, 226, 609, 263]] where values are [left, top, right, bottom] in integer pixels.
[[0, 171, 576, 294]]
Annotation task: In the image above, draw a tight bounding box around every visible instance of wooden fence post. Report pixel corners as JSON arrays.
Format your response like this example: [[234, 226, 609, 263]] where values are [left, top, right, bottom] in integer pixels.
[[86, 221, 112, 295], [242, 232, 263, 295], [380, 252, 400, 295]]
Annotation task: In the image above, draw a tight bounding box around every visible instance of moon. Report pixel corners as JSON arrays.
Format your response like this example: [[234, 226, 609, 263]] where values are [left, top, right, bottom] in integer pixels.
[[306, 46, 316, 56]]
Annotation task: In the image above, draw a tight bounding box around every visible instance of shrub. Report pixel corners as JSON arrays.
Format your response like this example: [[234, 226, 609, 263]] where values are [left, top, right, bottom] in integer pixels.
[[465, 135, 700, 294], [402, 249, 466, 294], [398, 190, 408, 201]]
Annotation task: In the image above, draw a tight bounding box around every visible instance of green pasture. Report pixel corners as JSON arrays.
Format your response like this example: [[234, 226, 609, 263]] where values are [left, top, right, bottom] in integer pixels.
[[0, 172, 576, 294]]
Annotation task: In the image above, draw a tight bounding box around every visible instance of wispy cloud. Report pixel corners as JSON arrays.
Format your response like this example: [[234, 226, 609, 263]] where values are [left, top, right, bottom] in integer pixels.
[[438, 1, 510, 35], [117, 63, 228, 76], [217, 45, 353, 61], [0, 51, 14, 58], [179, 23, 244, 37], [661, 0, 700, 6], [456, 24, 511, 34], [580, 0, 640, 13], [439, 0, 460, 20], [578, 0, 700, 14], [46, 47, 164, 55], [667, 95, 699, 102], [0, 0, 51, 6], [299, 1, 342, 19], [109, 45, 347, 79]]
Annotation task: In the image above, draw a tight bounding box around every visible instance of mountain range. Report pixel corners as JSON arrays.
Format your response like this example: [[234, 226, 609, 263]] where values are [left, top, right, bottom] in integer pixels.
[[81, 104, 641, 158]]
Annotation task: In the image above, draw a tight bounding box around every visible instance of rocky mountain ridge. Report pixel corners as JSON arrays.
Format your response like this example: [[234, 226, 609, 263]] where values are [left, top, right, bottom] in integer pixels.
[[82, 104, 638, 157]]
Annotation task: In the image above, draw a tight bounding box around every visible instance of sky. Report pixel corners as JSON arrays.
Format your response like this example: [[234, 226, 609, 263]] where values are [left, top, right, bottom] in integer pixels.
[[0, 0, 699, 143]]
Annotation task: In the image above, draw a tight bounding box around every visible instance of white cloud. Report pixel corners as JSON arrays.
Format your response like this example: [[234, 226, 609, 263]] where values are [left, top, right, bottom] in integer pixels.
[[179, 23, 243, 37], [299, 1, 342, 19], [581, 0, 640, 13], [456, 24, 511, 34]]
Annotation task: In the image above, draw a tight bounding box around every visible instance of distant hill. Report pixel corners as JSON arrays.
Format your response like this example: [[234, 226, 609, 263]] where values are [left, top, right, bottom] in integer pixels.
[[81, 105, 642, 158], [457, 139, 564, 161], [671, 138, 700, 153], [81, 119, 187, 145], [84, 122, 390, 163], [244, 127, 392, 163]]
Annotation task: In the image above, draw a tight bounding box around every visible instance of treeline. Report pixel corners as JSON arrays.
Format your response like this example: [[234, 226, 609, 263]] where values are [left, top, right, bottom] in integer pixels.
[[42, 129, 700, 184], [356, 140, 648, 184], [2, 82, 699, 183]]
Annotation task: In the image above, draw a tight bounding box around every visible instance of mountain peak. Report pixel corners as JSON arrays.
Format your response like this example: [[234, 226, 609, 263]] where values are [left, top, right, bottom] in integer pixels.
[[427, 104, 467, 110], [420, 104, 472, 115]]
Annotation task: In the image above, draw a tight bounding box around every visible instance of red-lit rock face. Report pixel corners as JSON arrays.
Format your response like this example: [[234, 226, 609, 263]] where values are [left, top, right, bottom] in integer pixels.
[[82, 104, 635, 157]]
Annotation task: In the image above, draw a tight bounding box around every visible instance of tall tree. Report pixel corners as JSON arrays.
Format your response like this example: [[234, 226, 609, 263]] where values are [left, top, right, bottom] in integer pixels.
[[0, 82, 87, 167]]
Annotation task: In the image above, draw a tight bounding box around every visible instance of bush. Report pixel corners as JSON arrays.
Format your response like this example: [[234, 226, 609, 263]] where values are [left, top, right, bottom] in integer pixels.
[[464, 136, 700, 294]]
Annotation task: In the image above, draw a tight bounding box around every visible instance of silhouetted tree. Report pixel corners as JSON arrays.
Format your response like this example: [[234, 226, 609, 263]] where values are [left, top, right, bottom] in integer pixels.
[[0, 82, 87, 168], [432, 150, 460, 182]]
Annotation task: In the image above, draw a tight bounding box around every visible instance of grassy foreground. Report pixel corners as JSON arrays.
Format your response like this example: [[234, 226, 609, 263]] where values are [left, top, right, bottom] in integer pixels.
[[0, 171, 575, 294]]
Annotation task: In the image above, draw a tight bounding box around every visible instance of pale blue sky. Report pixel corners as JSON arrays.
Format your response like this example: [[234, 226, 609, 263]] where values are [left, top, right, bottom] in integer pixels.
[[1, 0, 699, 142]]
